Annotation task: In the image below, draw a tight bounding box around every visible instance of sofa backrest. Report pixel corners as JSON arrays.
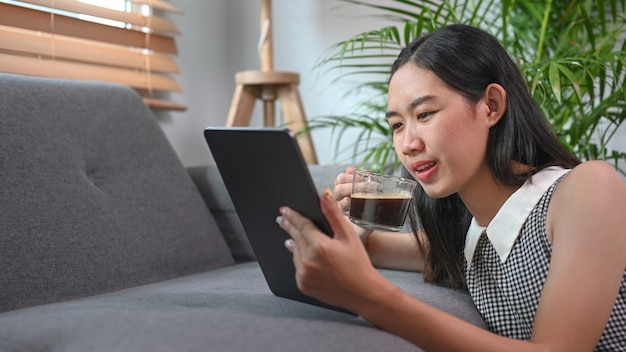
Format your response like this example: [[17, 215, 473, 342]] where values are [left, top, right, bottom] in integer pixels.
[[0, 74, 234, 312]]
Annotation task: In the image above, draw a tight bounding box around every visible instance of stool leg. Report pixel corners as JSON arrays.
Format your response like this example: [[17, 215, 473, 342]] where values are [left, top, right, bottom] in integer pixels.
[[277, 84, 318, 164], [261, 85, 276, 127], [226, 84, 259, 127]]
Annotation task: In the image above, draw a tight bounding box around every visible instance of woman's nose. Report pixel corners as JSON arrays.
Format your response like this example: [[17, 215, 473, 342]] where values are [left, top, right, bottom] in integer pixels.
[[399, 126, 424, 156]]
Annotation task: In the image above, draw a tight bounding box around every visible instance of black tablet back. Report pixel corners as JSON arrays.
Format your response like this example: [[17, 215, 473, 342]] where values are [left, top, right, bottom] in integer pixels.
[[204, 127, 352, 314]]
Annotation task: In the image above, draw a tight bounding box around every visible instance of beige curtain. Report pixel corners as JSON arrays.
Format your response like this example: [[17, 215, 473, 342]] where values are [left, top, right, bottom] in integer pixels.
[[0, 0, 185, 110]]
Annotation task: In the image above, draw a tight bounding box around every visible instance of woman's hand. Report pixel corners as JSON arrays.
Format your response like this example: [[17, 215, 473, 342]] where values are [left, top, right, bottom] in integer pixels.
[[332, 166, 356, 214], [276, 187, 387, 312], [333, 166, 375, 242]]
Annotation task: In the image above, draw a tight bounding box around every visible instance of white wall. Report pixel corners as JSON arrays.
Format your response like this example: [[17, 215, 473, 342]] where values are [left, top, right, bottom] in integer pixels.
[[157, 0, 390, 167], [159, 0, 626, 174]]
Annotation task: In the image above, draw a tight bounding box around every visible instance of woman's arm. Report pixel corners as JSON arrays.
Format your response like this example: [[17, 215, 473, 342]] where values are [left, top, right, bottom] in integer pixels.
[[530, 160, 626, 350], [366, 230, 425, 272], [279, 189, 539, 351], [278, 160, 626, 351]]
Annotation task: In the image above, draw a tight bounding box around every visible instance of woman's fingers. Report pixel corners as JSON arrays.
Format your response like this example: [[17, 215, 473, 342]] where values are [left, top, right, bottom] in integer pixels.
[[320, 188, 357, 242], [275, 188, 380, 309], [277, 207, 311, 246], [276, 208, 314, 280], [338, 198, 351, 214], [333, 166, 356, 186], [333, 183, 352, 214], [334, 166, 356, 214]]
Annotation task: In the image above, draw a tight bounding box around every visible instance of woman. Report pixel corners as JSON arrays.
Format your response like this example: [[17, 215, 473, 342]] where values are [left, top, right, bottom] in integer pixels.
[[276, 24, 626, 351]]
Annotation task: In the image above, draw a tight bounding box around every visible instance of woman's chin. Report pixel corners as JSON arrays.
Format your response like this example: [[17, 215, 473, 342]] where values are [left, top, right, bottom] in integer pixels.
[[422, 186, 454, 199]]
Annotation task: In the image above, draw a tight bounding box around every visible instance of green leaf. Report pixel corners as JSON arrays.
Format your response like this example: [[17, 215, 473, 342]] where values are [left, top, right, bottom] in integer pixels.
[[548, 62, 562, 104]]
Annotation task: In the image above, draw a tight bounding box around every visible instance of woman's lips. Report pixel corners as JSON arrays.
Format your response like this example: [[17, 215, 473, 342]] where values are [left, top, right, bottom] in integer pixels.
[[411, 161, 437, 182]]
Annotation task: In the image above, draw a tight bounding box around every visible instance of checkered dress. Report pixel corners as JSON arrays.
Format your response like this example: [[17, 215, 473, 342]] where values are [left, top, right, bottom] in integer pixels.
[[465, 175, 626, 350]]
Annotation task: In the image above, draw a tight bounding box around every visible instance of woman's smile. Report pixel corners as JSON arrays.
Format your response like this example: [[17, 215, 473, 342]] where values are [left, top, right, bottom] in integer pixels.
[[411, 160, 438, 182]]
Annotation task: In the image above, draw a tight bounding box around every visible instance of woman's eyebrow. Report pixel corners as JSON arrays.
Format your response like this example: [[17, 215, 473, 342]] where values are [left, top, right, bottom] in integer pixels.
[[407, 95, 435, 111], [386, 95, 435, 119]]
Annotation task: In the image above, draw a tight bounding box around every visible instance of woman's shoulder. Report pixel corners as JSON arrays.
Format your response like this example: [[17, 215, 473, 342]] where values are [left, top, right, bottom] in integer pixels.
[[553, 160, 624, 199], [548, 160, 626, 232], [568, 160, 623, 181]]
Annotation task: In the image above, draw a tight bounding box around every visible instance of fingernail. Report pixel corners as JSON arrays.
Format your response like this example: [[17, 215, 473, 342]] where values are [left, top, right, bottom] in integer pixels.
[[322, 187, 335, 202], [284, 239, 294, 250], [276, 216, 286, 226]]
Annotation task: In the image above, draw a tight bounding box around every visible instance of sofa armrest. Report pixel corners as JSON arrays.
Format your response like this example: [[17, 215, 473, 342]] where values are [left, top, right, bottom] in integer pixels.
[[187, 165, 255, 263]]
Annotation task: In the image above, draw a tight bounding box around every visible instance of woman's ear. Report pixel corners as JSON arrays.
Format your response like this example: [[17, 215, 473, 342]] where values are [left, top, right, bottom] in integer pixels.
[[481, 83, 507, 127]]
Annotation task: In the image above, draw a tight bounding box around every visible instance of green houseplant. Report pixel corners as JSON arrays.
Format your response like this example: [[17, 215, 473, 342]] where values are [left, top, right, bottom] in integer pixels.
[[308, 0, 626, 175]]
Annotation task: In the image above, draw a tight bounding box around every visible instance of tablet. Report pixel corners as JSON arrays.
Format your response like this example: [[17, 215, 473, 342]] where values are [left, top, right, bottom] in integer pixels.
[[203, 127, 353, 315]]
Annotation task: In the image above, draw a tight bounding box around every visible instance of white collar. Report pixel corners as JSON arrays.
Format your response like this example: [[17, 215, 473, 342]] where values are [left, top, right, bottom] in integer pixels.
[[464, 166, 570, 268]]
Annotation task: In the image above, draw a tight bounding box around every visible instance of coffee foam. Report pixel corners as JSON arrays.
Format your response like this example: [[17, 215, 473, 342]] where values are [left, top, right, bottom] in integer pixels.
[[351, 192, 412, 199]]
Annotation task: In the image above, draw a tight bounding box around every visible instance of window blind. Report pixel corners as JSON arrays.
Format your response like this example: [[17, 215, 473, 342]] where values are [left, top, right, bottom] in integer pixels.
[[0, 0, 185, 111]]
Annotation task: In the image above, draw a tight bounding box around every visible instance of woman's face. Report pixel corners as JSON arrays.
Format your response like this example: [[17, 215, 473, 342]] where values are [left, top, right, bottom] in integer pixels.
[[387, 64, 493, 199]]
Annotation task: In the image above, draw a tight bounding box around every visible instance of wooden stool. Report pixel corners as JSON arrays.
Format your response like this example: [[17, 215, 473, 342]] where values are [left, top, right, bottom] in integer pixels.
[[226, 71, 317, 164], [224, 0, 318, 164]]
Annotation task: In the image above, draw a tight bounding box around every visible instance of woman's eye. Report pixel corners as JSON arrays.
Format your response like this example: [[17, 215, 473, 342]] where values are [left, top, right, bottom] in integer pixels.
[[389, 122, 403, 131], [417, 111, 433, 120]]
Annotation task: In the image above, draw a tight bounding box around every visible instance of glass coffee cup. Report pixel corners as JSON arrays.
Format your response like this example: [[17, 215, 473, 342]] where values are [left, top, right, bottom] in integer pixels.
[[349, 169, 417, 232]]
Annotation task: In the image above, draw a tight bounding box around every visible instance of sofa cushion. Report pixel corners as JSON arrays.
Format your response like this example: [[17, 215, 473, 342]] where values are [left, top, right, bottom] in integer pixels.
[[0, 74, 234, 313], [0, 262, 486, 352]]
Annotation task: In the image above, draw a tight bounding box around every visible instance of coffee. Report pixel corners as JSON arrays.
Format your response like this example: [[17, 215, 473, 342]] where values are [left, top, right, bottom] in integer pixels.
[[349, 192, 413, 232]]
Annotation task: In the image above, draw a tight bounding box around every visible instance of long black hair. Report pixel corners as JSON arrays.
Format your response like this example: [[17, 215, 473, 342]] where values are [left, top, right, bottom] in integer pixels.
[[391, 24, 581, 289]]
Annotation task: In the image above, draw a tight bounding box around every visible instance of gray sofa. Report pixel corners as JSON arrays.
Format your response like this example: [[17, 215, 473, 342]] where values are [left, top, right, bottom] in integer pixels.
[[0, 73, 486, 352]]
